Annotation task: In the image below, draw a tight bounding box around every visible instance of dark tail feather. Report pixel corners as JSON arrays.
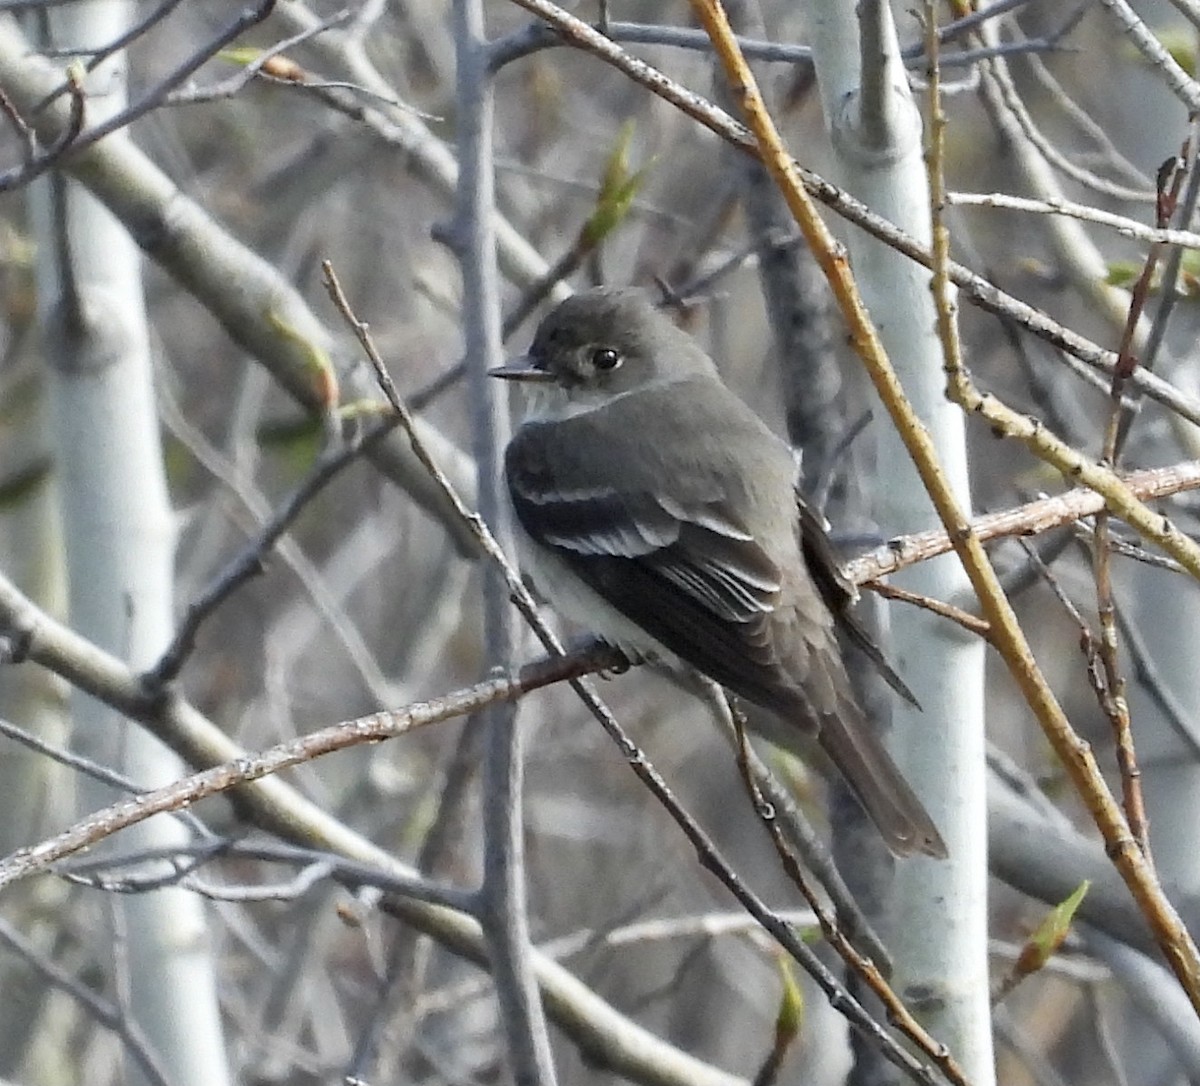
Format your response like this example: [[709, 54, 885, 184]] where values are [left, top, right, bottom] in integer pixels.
[[817, 711, 948, 859]]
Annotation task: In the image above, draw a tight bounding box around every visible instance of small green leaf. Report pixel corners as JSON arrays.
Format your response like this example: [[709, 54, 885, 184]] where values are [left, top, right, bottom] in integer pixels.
[[1153, 28, 1197, 77], [995, 880, 1089, 1003], [1019, 879, 1089, 974], [338, 398, 394, 423], [219, 47, 266, 67], [581, 121, 655, 246], [751, 956, 804, 1086], [774, 954, 804, 1045], [1106, 252, 1200, 297], [1179, 249, 1200, 283], [1105, 261, 1140, 288]]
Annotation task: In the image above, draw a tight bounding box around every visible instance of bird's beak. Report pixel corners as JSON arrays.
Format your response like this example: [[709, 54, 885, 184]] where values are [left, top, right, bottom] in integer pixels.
[[488, 356, 556, 383]]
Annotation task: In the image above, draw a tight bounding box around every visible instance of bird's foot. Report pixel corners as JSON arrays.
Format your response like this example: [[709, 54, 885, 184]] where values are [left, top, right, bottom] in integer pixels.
[[571, 636, 638, 678]]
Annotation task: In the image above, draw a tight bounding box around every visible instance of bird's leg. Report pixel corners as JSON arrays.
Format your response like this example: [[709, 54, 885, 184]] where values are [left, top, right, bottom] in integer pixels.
[[564, 635, 636, 678]]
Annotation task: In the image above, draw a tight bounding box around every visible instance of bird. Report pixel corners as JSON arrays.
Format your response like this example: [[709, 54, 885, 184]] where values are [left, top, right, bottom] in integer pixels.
[[490, 286, 946, 859]]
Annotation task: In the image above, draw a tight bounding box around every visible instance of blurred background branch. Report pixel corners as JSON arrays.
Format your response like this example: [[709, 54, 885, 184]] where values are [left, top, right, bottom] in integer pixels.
[[1, 2, 1200, 1085]]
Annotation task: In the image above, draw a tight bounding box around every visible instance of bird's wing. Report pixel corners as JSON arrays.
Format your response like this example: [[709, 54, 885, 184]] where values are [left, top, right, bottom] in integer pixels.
[[796, 491, 920, 709], [505, 423, 790, 687]]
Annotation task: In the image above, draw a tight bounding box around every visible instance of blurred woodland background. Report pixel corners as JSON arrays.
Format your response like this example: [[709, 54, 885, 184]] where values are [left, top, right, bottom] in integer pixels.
[[2, 1, 1200, 1085]]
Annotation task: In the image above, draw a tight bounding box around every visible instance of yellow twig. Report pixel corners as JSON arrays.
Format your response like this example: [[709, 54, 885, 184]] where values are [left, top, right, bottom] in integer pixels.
[[689, 0, 1200, 1016]]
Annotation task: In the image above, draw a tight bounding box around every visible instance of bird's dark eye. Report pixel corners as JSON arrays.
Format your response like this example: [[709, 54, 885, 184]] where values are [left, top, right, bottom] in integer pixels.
[[591, 347, 622, 372]]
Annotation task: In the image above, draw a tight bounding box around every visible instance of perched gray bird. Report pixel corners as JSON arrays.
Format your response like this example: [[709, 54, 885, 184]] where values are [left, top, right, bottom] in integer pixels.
[[491, 287, 946, 859]]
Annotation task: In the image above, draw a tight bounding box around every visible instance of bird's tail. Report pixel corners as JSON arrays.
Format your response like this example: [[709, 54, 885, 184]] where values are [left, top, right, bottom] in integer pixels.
[[817, 709, 948, 859]]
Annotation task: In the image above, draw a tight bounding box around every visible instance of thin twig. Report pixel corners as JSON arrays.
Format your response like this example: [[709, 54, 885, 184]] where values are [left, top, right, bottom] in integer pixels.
[[0, 63, 83, 191], [1096, 0, 1200, 112], [1111, 589, 1200, 760], [500, 0, 1200, 435], [729, 707, 968, 1086], [972, 21, 1154, 205], [321, 265, 914, 1060], [1118, 113, 1200, 451], [0, 716, 211, 838], [146, 417, 398, 686], [33, 0, 279, 158], [489, 2, 1049, 72], [847, 462, 1200, 585], [322, 262, 554, 650], [33, 0, 185, 100], [691, 0, 1200, 1014], [1087, 146, 1188, 856], [866, 581, 990, 638], [0, 646, 616, 892], [948, 191, 1196, 244], [0, 919, 173, 1086], [61, 840, 476, 911]]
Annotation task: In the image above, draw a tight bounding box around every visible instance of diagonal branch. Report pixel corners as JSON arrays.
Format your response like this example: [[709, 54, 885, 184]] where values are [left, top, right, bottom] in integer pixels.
[[689, 0, 1200, 1017]]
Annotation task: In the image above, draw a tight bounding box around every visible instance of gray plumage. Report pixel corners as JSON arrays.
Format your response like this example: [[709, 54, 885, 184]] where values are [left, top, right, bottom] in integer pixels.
[[494, 287, 946, 859]]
